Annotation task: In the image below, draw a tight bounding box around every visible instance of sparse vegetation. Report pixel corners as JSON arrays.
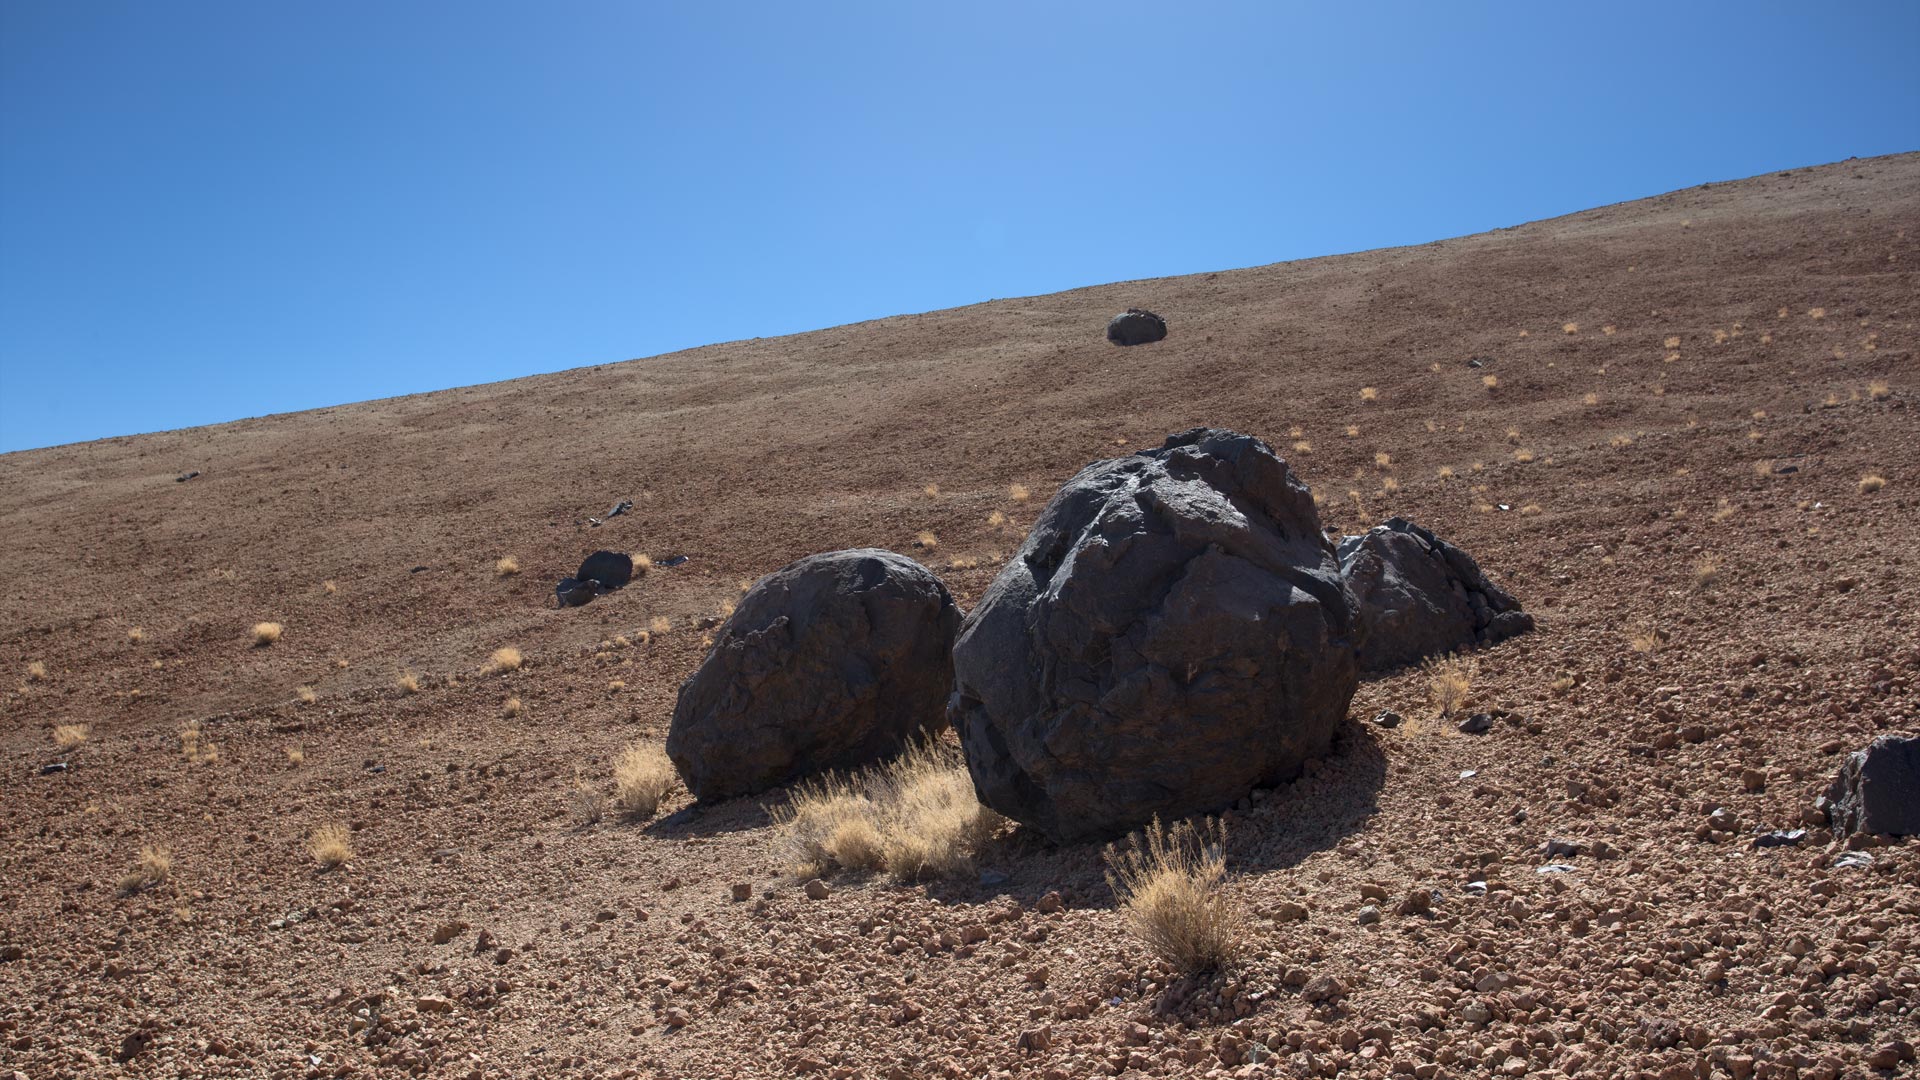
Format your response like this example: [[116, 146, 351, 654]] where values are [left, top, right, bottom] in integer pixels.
[[503, 696, 523, 717], [1360, 386, 1379, 402], [1422, 654, 1477, 718], [915, 530, 939, 551], [118, 845, 172, 895], [1513, 448, 1536, 463], [53, 723, 90, 750], [1809, 307, 1826, 319], [1549, 673, 1576, 697], [495, 556, 520, 577], [1009, 483, 1031, 502], [612, 742, 679, 820], [487, 646, 524, 674], [774, 738, 1001, 882], [1868, 379, 1891, 400], [251, 621, 283, 647], [286, 744, 305, 765], [1692, 553, 1724, 589], [1858, 474, 1886, 493], [572, 774, 607, 825], [1562, 322, 1578, 334], [1292, 440, 1312, 454], [127, 627, 145, 644], [396, 670, 421, 695], [923, 483, 940, 497], [27, 660, 48, 681], [1436, 466, 1455, 481], [649, 616, 672, 635], [987, 510, 1008, 528], [1104, 816, 1247, 975], [1373, 452, 1391, 469], [1630, 620, 1669, 653], [295, 685, 317, 705], [308, 823, 353, 869], [322, 580, 337, 594], [180, 722, 219, 765]]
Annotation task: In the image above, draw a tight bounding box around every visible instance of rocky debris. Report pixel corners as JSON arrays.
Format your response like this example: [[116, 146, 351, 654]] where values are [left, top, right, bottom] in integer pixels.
[[804, 879, 831, 901], [1372, 709, 1403, 729], [949, 427, 1360, 842], [1752, 828, 1807, 848], [1355, 905, 1381, 925], [414, 995, 455, 1014], [668, 548, 961, 800], [1336, 516, 1533, 672], [588, 499, 632, 527], [1458, 713, 1494, 734], [730, 882, 751, 902], [430, 921, 468, 944], [174, 470, 200, 482], [1105, 308, 1167, 346], [1299, 975, 1346, 1004], [38, 762, 68, 775], [1818, 734, 1920, 837]]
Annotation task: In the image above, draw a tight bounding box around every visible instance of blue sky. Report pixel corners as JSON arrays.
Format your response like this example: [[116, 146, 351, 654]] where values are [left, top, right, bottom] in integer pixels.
[[3, 2, 1917, 453]]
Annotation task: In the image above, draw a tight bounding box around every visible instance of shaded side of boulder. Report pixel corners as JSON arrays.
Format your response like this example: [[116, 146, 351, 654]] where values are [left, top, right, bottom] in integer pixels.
[[555, 578, 597, 607], [1821, 735, 1920, 837], [1105, 308, 1168, 346], [667, 548, 961, 801], [577, 550, 634, 589], [1337, 517, 1532, 673], [949, 427, 1360, 843]]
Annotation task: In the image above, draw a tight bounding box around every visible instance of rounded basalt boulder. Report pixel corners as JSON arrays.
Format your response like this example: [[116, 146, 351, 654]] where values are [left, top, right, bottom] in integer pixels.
[[948, 427, 1361, 843], [667, 548, 962, 801], [1105, 308, 1168, 346], [576, 550, 634, 589], [1336, 517, 1533, 673]]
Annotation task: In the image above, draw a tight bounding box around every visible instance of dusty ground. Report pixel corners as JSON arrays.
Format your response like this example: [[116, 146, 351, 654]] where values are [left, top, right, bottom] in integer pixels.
[[3, 152, 1918, 1080]]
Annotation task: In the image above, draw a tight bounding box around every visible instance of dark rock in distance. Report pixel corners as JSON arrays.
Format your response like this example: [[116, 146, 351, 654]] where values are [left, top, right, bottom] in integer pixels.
[[1821, 735, 1920, 837], [949, 427, 1360, 843], [1105, 308, 1168, 346], [667, 548, 961, 801], [555, 578, 597, 607], [1337, 517, 1532, 673], [577, 550, 634, 589]]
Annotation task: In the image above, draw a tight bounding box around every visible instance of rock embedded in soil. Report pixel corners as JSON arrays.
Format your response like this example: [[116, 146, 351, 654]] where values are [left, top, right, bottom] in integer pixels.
[[949, 427, 1360, 843], [575, 549, 634, 589], [1104, 308, 1168, 346], [1819, 734, 1920, 837], [668, 548, 960, 800], [1336, 516, 1532, 672]]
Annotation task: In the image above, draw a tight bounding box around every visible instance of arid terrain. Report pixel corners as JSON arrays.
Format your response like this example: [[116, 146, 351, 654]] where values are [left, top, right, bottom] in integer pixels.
[[3, 153, 1918, 1080]]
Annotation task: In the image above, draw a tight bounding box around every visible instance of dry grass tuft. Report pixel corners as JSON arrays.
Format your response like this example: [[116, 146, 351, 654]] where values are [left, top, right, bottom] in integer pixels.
[[1858, 474, 1887, 493], [774, 739, 1001, 882], [1423, 654, 1477, 718], [1602, 324, 1617, 336], [486, 646, 524, 674], [250, 622, 283, 647], [53, 723, 90, 750], [1692, 553, 1724, 590], [1868, 379, 1891, 401], [649, 616, 672, 635], [396, 670, 421, 695], [1104, 816, 1248, 975], [1630, 620, 1669, 653], [127, 627, 145, 644], [1549, 673, 1576, 697], [923, 483, 940, 497], [118, 845, 172, 895], [612, 742, 679, 820], [1008, 483, 1031, 502], [1291, 439, 1312, 454], [1583, 392, 1600, 406], [1436, 466, 1455, 481], [495, 556, 520, 577], [1610, 434, 1634, 449], [1512, 448, 1536, 464], [572, 774, 607, 825], [1382, 477, 1402, 493], [633, 553, 654, 572], [1482, 374, 1499, 389], [1808, 307, 1826, 319], [1360, 386, 1379, 402], [287, 744, 305, 765], [987, 510, 1008, 528], [322, 580, 337, 595], [295, 685, 317, 705], [308, 823, 353, 869], [502, 696, 523, 718], [915, 530, 940, 551], [179, 722, 219, 765], [1373, 451, 1391, 469], [1562, 322, 1579, 334], [27, 660, 48, 681]]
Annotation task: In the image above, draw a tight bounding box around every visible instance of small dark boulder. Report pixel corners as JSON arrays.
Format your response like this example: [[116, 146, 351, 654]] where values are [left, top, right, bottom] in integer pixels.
[[1337, 517, 1532, 673], [577, 550, 634, 589], [1105, 308, 1168, 346], [1820, 735, 1920, 837], [949, 427, 1360, 843], [667, 548, 961, 801], [555, 578, 597, 607]]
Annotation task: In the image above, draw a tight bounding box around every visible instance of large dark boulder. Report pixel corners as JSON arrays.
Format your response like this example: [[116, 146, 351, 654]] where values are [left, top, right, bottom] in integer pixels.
[[949, 428, 1361, 843], [1819, 735, 1920, 837], [667, 548, 961, 801], [577, 550, 634, 589], [1105, 308, 1168, 346], [1337, 517, 1532, 673]]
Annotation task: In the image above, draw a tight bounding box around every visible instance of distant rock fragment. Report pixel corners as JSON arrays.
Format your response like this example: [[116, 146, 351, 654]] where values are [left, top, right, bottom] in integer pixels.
[[1337, 516, 1533, 672], [667, 548, 960, 800], [174, 471, 200, 482], [1821, 735, 1920, 837], [949, 427, 1360, 842], [1752, 829, 1807, 849], [1105, 308, 1168, 346], [1457, 713, 1494, 734]]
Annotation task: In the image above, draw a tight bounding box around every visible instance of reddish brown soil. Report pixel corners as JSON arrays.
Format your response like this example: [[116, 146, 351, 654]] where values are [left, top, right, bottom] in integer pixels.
[[4, 153, 1918, 1080]]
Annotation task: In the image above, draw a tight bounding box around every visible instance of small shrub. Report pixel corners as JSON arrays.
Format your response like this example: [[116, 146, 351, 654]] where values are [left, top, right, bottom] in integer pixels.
[[1360, 387, 1379, 402], [1549, 673, 1576, 697], [295, 685, 317, 705], [1562, 322, 1579, 334], [649, 616, 672, 635], [1630, 621, 1669, 653], [923, 483, 940, 497], [495, 556, 520, 577], [53, 723, 90, 749], [287, 744, 305, 765], [127, 627, 145, 644], [1436, 466, 1455, 480], [1344, 425, 1359, 437], [1009, 483, 1031, 502], [1868, 380, 1891, 401], [1513, 449, 1536, 463], [179, 722, 219, 765], [502, 696, 523, 718], [322, 580, 337, 594], [1104, 816, 1247, 975], [1692, 553, 1724, 589], [987, 510, 1008, 527], [1482, 374, 1499, 389], [118, 845, 172, 895], [612, 742, 679, 820], [27, 660, 48, 681], [308, 823, 353, 868], [250, 622, 283, 647], [572, 774, 606, 825], [1382, 477, 1401, 493], [486, 646, 524, 674], [1602, 324, 1617, 336], [915, 530, 939, 551], [1291, 440, 1312, 454], [396, 670, 421, 695], [1373, 451, 1391, 469], [774, 739, 1000, 882], [1808, 307, 1826, 319], [633, 553, 654, 572], [1423, 654, 1477, 717], [1583, 392, 1599, 406], [1858, 474, 1886, 493]]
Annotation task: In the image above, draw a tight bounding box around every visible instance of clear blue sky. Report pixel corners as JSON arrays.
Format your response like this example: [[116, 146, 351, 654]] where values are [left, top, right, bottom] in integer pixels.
[[3, 2, 1917, 453]]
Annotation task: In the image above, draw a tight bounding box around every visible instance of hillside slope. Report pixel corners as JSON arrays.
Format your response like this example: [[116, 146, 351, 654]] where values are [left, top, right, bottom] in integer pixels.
[[3, 153, 1917, 1080]]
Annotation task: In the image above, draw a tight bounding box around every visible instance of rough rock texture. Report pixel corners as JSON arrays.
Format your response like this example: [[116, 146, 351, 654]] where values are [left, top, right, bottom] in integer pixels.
[[667, 548, 961, 801], [1105, 308, 1168, 346], [1820, 734, 1920, 837], [1337, 516, 1533, 672], [576, 550, 634, 589], [949, 428, 1361, 842], [554, 578, 596, 607]]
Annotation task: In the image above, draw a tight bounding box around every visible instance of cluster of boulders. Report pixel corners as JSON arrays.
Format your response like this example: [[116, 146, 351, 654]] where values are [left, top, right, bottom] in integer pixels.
[[667, 427, 1538, 843]]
